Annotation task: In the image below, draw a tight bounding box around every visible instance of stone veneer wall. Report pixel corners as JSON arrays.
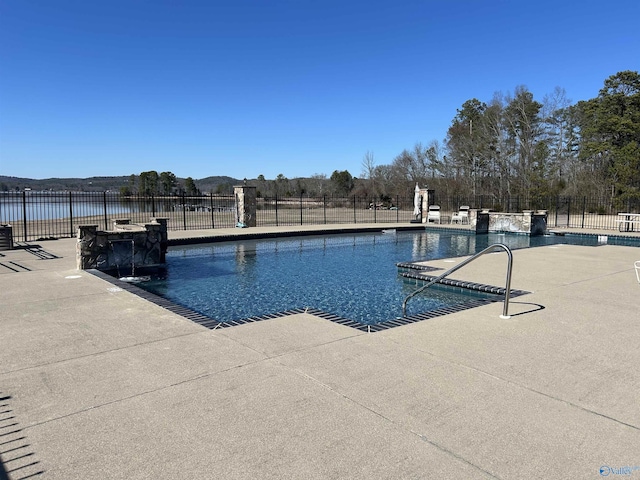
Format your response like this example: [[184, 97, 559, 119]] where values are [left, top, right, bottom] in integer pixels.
[[76, 218, 168, 272]]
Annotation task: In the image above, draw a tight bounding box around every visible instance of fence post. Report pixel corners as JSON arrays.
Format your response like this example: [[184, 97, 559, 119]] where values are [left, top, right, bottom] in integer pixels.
[[152, 195, 156, 217], [353, 196, 357, 223], [210, 193, 215, 228], [323, 195, 326, 224], [22, 191, 27, 242], [300, 193, 303, 225], [182, 193, 187, 230], [275, 196, 279, 226], [567, 197, 572, 227], [396, 195, 399, 223], [103, 191, 108, 230], [581, 196, 586, 228], [373, 199, 376, 223], [69, 191, 74, 238]]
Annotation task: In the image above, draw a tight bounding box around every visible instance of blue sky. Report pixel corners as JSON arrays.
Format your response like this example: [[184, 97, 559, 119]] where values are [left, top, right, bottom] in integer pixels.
[[1, 0, 638, 181]]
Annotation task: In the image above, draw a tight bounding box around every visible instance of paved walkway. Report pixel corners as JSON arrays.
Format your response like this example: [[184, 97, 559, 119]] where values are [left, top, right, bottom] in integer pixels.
[[1, 224, 639, 479]]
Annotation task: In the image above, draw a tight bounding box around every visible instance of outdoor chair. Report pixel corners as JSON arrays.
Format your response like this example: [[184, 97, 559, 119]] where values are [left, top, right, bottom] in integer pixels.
[[635, 261, 640, 284], [426, 205, 441, 224], [451, 205, 470, 224]]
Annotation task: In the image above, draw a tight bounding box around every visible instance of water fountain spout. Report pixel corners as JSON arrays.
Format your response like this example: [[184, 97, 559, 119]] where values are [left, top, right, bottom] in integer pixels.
[[110, 238, 150, 283]]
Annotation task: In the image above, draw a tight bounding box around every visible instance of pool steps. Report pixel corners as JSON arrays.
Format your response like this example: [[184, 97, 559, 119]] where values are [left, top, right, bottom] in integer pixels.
[[397, 262, 529, 296]]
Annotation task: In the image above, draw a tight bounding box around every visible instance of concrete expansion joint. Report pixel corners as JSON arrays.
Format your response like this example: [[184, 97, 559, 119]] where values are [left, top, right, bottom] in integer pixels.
[[442, 356, 640, 432]]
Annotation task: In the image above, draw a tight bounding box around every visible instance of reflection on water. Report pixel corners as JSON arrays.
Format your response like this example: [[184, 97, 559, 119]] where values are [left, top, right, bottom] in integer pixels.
[[138, 230, 634, 325], [141, 230, 584, 325], [451, 234, 476, 255]]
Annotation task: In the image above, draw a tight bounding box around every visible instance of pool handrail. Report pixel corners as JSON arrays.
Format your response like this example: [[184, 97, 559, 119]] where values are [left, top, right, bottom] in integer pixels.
[[402, 243, 514, 318]]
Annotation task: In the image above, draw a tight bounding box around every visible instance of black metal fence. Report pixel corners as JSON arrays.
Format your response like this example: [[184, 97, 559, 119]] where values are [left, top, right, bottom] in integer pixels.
[[431, 193, 640, 230], [1, 191, 639, 242]]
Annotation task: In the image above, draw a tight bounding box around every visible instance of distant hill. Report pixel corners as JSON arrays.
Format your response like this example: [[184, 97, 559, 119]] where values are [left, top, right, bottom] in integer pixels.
[[195, 176, 242, 193], [0, 175, 242, 193]]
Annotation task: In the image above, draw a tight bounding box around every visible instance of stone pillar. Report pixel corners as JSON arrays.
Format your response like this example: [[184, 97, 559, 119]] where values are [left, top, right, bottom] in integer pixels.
[[475, 211, 490, 234], [151, 218, 169, 262], [531, 211, 548, 236], [234, 185, 257, 227], [0, 225, 13, 251], [77, 225, 99, 270], [522, 210, 533, 233], [145, 219, 167, 264], [419, 189, 433, 223]]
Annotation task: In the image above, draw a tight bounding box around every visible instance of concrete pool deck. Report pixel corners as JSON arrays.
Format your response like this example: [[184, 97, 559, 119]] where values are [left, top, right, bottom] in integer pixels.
[[1, 223, 639, 479]]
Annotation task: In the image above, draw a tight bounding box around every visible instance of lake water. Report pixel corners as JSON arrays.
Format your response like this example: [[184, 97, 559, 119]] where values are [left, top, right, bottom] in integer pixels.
[[0, 193, 154, 222]]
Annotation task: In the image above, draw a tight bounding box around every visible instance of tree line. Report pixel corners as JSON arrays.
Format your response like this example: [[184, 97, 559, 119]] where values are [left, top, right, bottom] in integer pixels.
[[360, 70, 640, 205], [116, 71, 639, 206], [120, 171, 201, 196], [250, 70, 640, 207], [441, 70, 639, 203]]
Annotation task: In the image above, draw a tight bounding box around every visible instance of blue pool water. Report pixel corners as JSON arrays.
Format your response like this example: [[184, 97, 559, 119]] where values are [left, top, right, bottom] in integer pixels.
[[137, 230, 635, 326]]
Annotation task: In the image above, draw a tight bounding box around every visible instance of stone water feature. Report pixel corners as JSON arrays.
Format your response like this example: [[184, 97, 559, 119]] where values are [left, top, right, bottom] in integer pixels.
[[470, 210, 548, 236], [76, 218, 168, 274]]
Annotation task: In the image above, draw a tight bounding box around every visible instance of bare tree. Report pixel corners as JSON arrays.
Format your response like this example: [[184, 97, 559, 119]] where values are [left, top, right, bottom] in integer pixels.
[[307, 173, 327, 196], [361, 150, 377, 197], [503, 86, 545, 200], [541, 87, 574, 194], [389, 143, 431, 195]]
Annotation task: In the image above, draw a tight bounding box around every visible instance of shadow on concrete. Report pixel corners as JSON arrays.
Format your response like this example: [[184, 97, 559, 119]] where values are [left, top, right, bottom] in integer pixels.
[[506, 302, 546, 317], [0, 393, 44, 479], [14, 243, 60, 260]]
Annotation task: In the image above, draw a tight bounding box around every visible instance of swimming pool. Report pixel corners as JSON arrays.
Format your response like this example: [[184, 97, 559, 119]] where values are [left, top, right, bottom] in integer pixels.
[[130, 229, 633, 330]]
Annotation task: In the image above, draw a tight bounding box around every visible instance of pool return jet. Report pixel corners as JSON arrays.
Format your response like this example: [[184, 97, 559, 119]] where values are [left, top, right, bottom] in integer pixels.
[[110, 238, 151, 283], [402, 243, 514, 319]]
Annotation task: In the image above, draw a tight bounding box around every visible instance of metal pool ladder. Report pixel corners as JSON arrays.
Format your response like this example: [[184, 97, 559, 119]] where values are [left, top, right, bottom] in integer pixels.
[[402, 243, 514, 319]]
